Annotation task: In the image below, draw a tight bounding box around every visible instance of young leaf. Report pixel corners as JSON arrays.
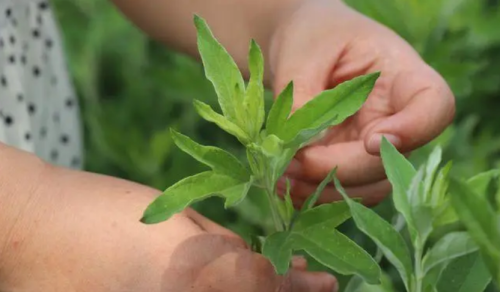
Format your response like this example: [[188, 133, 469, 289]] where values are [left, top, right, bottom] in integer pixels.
[[263, 201, 379, 284], [408, 170, 434, 244], [285, 115, 338, 150], [467, 169, 500, 197], [436, 252, 491, 292], [193, 100, 251, 144], [141, 171, 250, 224], [266, 82, 293, 136], [430, 161, 452, 209], [381, 137, 417, 235], [243, 40, 265, 137], [262, 202, 350, 275], [293, 227, 381, 284], [449, 178, 500, 284], [293, 201, 351, 231], [301, 167, 338, 211], [283, 178, 295, 224], [278, 73, 380, 143], [335, 177, 413, 290], [171, 129, 249, 181], [422, 231, 479, 273], [262, 231, 293, 274], [194, 15, 245, 124], [424, 146, 442, 203], [276, 180, 295, 227]]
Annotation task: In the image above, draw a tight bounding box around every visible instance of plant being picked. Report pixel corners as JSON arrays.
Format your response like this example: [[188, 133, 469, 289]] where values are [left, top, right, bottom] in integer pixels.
[[140, 15, 382, 284]]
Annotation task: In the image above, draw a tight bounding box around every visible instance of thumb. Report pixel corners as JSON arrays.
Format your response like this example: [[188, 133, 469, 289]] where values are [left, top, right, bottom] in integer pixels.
[[364, 65, 455, 155], [270, 37, 343, 111]]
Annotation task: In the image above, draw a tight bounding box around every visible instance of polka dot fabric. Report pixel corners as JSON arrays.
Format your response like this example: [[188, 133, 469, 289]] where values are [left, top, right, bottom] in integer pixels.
[[0, 0, 83, 169]]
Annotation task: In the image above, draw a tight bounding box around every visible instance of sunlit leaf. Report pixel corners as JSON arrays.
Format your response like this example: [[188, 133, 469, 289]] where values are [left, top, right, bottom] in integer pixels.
[[171, 129, 249, 180], [141, 171, 250, 223]]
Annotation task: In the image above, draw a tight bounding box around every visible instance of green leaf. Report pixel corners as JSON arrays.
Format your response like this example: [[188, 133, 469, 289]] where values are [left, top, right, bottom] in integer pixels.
[[431, 161, 452, 207], [423, 231, 479, 274], [335, 177, 413, 290], [260, 134, 284, 157], [436, 252, 491, 292], [263, 201, 351, 275], [424, 146, 442, 203], [277, 179, 295, 226], [194, 15, 245, 124], [293, 227, 381, 284], [243, 40, 265, 137], [193, 100, 251, 144], [266, 82, 293, 136], [345, 273, 396, 292], [262, 201, 379, 284], [408, 170, 434, 244], [467, 169, 500, 210], [467, 169, 500, 196], [278, 73, 380, 142], [262, 231, 293, 274], [141, 171, 250, 223], [449, 178, 500, 284], [283, 178, 295, 224], [171, 129, 249, 181], [301, 167, 337, 211], [285, 115, 338, 150], [381, 137, 417, 235], [293, 201, 351, 231]]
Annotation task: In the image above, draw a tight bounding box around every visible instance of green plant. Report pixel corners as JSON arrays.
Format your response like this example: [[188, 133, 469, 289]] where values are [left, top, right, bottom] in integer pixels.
[[338, 137, 497, 292], [140, 15, 383, 283]]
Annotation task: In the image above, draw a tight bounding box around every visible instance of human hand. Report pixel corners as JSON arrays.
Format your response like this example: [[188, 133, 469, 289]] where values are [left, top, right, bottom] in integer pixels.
[[0, 148, 337, 292], [268, 0, 455, 205]]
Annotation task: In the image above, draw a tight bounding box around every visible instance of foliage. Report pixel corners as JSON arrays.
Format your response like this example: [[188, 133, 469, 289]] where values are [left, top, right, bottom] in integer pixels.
[[338, 138, 496, 292], [139, 15, 382, 282], [52, 0, 500, 291]]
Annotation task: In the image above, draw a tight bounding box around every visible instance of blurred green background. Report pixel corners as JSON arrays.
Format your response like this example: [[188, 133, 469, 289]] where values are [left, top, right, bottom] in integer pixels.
[[52, 0, 500, 290]]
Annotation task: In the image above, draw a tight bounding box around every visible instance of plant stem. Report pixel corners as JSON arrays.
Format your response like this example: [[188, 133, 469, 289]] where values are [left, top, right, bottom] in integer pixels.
[[266, 188, 284, 232], [413, 244, 424, 292]]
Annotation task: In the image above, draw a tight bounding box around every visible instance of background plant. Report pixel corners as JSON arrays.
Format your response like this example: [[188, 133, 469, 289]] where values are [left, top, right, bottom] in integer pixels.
[[52, 0, 500, 290]]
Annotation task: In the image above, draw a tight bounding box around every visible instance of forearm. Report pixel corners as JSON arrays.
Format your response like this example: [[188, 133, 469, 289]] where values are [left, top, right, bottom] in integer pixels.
[[110, 0, 303, 82], [0, 143, 48, 281]]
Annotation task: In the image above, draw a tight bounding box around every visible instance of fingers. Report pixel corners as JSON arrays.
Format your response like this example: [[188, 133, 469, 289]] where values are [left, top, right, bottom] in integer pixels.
[[286, 140, 387, 186], [364, 65, 455, 155], [185, 208, 248, 248], [291, 255, 308, 271], [279, 176, 391, 206], [284, 270, 338, 292]]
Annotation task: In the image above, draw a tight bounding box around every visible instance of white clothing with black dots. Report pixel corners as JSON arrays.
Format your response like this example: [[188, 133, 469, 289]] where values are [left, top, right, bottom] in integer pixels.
[[0, 0, 82, 169]]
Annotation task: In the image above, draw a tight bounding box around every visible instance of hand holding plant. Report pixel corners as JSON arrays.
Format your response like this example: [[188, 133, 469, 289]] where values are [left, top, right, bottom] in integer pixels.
[[141, 15, 383, 283]]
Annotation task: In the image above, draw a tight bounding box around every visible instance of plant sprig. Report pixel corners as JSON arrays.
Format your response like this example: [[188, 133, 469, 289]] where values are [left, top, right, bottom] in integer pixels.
[[140, 14, 382, 283]]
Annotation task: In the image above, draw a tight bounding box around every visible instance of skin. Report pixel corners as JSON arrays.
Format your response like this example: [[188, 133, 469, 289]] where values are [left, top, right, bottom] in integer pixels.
[[0, 0, 455, 290], [111, 0, 455, 205], [0, 144, 336, 292]]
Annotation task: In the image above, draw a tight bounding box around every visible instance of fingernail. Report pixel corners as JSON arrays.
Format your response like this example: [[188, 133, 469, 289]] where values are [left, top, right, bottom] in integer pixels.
[[286, 159, 302, 176], [367, 133, 401, 153]]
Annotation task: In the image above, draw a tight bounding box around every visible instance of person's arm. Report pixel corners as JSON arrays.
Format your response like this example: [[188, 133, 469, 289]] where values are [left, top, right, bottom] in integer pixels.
[[110, 0, 307, 83], [0, 142, 334, 291]]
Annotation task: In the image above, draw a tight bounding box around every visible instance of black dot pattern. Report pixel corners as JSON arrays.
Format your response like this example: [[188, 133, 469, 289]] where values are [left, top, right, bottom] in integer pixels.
[[0, 2, 82, 169]]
